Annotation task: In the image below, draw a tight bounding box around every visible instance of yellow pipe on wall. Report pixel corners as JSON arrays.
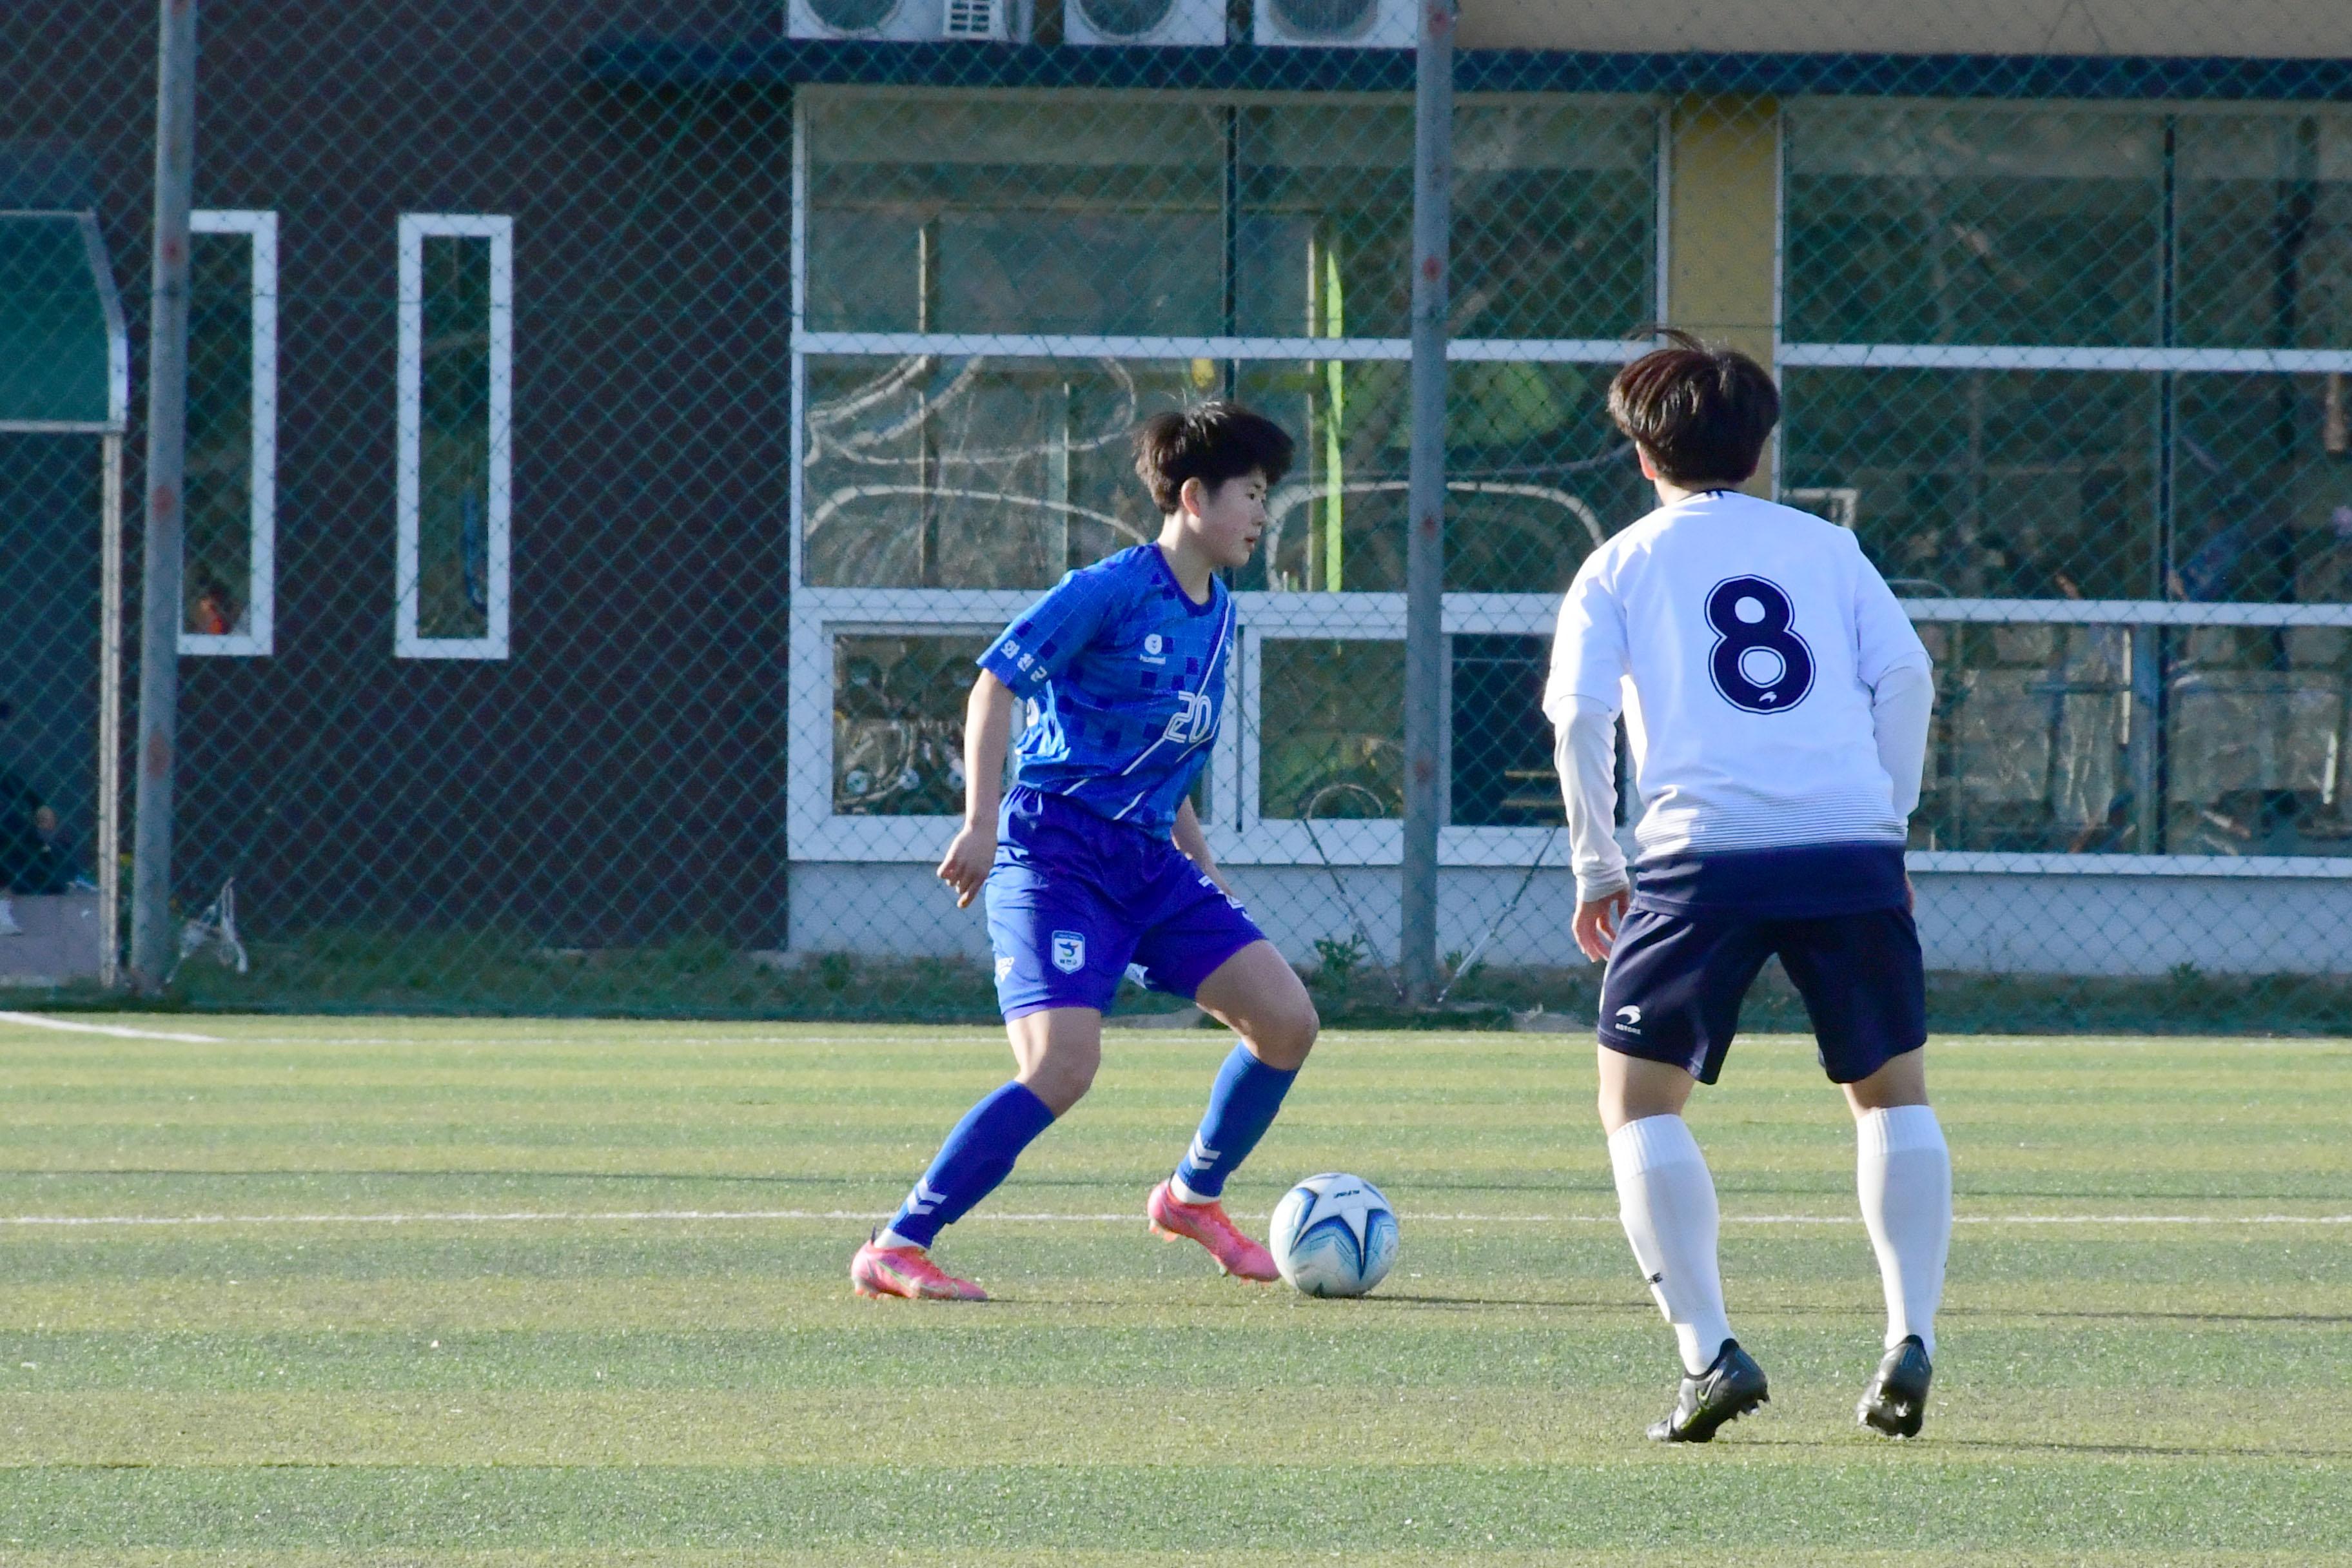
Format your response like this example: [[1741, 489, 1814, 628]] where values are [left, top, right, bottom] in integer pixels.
[[1665, 95, 1781, 498]]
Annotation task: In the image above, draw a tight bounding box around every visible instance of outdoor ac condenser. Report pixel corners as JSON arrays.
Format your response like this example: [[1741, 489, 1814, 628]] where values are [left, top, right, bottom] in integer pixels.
[[787, 0, 1030, 42], [1252, 0, 1413, 46], [1064, 0, 1226, 45]]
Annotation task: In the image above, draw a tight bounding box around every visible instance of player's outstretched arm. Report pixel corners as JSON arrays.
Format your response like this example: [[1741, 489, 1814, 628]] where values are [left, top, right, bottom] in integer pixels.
[[937, 671, 1015, 909]]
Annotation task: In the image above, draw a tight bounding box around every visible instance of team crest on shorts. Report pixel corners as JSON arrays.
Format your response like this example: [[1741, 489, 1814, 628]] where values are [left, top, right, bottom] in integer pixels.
[[1050, 930, 1087, 973], [994, 955, 1015, 982]]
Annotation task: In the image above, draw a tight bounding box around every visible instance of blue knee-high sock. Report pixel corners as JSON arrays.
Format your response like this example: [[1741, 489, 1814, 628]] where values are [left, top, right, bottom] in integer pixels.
[[884, 1082, 1057, 1249], [1172, 1044, 1298, 1200]]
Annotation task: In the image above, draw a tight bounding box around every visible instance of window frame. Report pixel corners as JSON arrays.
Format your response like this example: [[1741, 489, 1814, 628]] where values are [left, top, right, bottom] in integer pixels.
[[180, 208, 277, 658], [788, 88, 1662, 866], [395, 212, 513, 662], [1776, 98, 2352, 874]]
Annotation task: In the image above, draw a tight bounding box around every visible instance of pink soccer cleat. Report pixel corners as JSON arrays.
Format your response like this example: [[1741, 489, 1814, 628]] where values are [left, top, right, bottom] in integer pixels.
[[850, 1236, 988, 1301], [1147, 1179, 1280, 1282]]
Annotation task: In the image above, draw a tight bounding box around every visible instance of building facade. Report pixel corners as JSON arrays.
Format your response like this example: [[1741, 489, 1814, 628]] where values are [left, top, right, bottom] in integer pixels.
[[6, 0, 2350, 990]]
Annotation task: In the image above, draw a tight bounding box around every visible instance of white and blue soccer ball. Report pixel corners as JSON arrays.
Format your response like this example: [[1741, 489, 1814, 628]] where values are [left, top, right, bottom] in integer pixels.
[[1269, 1171, 1398, 1298]]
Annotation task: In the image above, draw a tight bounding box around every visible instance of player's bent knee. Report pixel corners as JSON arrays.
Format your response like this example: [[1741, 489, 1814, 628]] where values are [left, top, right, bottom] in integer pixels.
[[1242, 970, 1318, 1070], [1251, 997, 1318, 1070], [1595, 1047, 1696, 1133], [1843, 1047, 1928, 1115], [1197, 941, 1317, 1068], [1596, 1086, 1677, 1134], [1020, 1054, 1097, 1116], [1012, 1026, 1102, 1116]]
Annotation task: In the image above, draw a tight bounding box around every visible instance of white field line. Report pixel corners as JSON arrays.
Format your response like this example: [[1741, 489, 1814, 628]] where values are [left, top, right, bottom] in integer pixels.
[[0, 1208, 2342, 1230], [0, 1012, 222, 1043]]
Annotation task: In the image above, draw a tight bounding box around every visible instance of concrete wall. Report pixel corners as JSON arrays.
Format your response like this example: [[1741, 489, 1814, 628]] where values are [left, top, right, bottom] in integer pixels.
[[1460, 1, 2352, 59], [1911, 873, 2352, 977], [788, 860, 2352, 976], [0, 893, 106, 986]]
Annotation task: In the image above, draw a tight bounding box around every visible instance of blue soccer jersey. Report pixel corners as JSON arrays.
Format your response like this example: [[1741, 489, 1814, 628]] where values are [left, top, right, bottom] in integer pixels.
[[977, 544, 1235, 832]]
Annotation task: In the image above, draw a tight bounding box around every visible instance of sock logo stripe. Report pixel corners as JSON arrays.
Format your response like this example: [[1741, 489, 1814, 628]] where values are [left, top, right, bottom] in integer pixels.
[[901, 1180, 947, 1217]]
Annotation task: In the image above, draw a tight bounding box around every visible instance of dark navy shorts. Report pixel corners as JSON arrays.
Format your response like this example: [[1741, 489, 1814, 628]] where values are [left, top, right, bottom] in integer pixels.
[[984, 787, 1266, 1019], [1597, 905, 1926, 1085]]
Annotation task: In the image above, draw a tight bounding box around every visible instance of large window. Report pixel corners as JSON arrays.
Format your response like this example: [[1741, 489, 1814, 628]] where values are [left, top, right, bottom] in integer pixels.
[[182, 210, 275, 656], [396, 214, 513, 660], [1783, 103, 2352, 865], [790, 89, 1660, 862]]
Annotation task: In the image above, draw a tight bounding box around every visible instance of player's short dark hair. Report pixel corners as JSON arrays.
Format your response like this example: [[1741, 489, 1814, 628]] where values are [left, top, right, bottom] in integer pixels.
[[1132, 400, 1295, 514], [1607, 328, 1781, 486]]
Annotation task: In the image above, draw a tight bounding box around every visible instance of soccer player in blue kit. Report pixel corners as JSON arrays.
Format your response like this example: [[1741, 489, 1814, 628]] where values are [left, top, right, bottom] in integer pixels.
[[1546, 333, 1951, 1441], [851, 402, 1319, 1302]]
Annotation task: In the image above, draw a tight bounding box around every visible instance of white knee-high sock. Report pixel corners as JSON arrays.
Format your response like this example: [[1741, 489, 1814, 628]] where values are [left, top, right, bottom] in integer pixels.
[[1856, 1104, 1951, 1357], [1607, 1114, 1734, 1376]]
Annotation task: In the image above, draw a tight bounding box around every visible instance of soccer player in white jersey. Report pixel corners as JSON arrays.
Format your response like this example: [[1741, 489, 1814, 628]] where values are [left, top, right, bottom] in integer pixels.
[[1545, 331, 1950, 1442]]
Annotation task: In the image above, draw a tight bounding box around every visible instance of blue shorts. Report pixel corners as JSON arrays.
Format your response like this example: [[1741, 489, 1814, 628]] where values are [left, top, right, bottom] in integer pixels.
[[984, 786, 1267, 1020], [1597, 905, 1926, 1085]]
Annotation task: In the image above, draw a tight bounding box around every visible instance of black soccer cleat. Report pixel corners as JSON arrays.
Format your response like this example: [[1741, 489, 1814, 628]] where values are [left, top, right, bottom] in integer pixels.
[[1857, 1335, 1933, 1438], [1647, 1338, 1770, 1443]]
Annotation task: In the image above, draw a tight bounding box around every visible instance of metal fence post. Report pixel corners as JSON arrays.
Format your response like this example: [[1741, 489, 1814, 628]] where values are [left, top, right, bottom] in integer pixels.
[[1399, 0, 1455, 1005], [128, 0, 197, 991], [99, 435, 125, 992]]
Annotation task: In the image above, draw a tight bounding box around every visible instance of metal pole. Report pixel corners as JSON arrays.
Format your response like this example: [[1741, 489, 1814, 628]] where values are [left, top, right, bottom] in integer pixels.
[[1399, 0, 1455, 1006], [99, 434, 124, 990], [129, 0, 197, 991]]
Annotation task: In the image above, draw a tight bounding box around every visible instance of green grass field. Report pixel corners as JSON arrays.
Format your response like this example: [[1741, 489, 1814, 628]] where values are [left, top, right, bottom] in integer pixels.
[[0, 1013, 2344, 1566]]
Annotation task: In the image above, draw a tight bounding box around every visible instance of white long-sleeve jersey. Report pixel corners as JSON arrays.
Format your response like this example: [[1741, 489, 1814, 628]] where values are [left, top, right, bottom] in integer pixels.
[[1544, 489, 1934, 908]]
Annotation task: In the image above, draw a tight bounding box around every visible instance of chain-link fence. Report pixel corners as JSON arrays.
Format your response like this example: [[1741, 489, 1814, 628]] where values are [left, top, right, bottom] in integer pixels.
[[6, 0, 2352, 1029]]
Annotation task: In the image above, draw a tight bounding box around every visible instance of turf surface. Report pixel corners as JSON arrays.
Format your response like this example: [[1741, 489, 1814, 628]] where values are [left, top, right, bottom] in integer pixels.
[[0, 1014, 2344, 1565]]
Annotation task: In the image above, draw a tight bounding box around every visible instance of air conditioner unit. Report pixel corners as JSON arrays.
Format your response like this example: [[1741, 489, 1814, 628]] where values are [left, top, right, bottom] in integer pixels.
[[1066, 0, 1225, 45], [1253, 0, 1414, 46], [787, 0, 1030, 42]]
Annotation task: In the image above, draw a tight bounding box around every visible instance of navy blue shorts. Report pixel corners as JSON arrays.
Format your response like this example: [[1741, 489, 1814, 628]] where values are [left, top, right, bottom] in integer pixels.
[[1597, 905, 1926, 1085], [985, 787, 1266, 1020]]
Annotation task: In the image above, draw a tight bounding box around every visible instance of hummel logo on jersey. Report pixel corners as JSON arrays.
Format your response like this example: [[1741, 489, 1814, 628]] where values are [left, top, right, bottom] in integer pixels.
[[1050, 930, 1086, 973], [1616, 1004, 1643, 1032], [1162, 690, 1214, 744], [1141, 632, 1168, 665]]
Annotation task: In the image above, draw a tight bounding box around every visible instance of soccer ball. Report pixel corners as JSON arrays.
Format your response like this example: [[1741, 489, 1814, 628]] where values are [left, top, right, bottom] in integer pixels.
[[1268, 1171, 1398, 1298]]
